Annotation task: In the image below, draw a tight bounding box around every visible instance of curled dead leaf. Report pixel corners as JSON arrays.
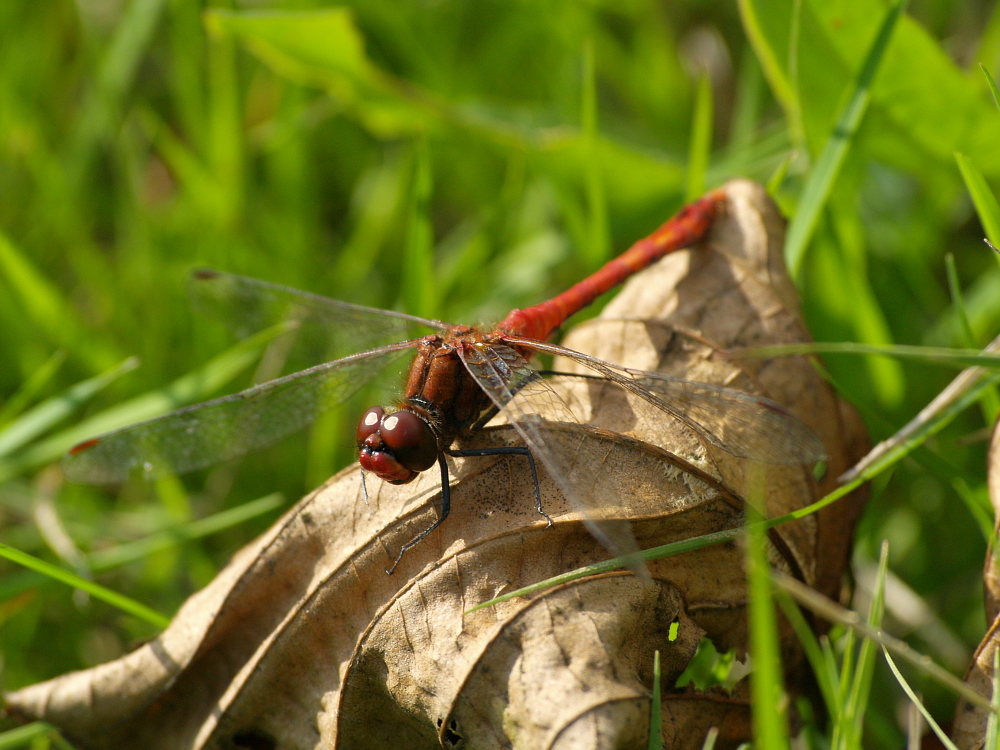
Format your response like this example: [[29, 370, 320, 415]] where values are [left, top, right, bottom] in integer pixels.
[[4, 179, 868, 749], [952, 418, 1000, 749]]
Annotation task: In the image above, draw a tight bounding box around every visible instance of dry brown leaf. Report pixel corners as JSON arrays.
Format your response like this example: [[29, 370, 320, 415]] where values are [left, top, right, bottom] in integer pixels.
[[952, 419, 1000, 749], [985, 419, 1000, 626], [4, 179, 868, 749]]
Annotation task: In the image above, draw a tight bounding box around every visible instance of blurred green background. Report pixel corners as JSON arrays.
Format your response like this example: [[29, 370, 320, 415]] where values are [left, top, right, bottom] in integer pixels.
[[1, 0, 999, 745]]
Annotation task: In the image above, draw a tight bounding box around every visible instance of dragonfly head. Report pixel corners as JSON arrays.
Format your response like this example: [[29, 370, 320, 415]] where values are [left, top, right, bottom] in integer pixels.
[[356, 406, 438, 484]]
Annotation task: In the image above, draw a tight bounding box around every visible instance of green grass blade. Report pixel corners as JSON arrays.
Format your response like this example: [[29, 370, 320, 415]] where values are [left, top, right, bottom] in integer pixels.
[[951, 476, 995, 542], [882, 647, 959, 750], [581, 39, 607, 267], [955, 151, 1000, 247], [843, 541, 888, 745], [726, 46, 766, 158], [945, 254, 978, 348], [0, 722, 58, 749], [839, 364, 1000, 485], [62, 0, 167, 189], [470, 477, 848, 613], [986, 650, 1000, 750], [204, 8, 435, 138], [772, 570, 994, 711], [137, 107, 222, 221], [784, 0, 906, 279], [401, 139, 435, 319], [785, 0, 804, 150], [829, 627, 854, 750], [204, 8, 373, 88], [944, 253, 1000, 419], [0, 541, 169, 629], [465, 537, 723, 612], [737, 0, 798, 130], [206, 22, 244, 226], [87, 493, 283, 572], [647, 650, 663, 750], [685, 74, 713, 201], [0, 349, 67, 427], [980, 63, 1000, 111], [0, 494, 283, 601], [825, 204, 905, 407], [765, 150, 795, 194], [775, 591, 839, 718], [746, 471, 789, 749], [736, 340, 1000, 369], [0, 229, 118, 371]]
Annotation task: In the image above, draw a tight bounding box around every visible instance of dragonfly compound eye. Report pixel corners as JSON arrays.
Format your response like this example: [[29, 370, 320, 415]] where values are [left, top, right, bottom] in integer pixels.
[[355, 406, 386, 446], [380, 410, 438, 472]]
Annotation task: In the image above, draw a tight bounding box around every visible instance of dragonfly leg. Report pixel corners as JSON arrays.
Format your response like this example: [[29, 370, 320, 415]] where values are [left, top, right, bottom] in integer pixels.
[[359, 468, 371, 507], [448, 446, 552, 526], [385, 453, 453, 575]]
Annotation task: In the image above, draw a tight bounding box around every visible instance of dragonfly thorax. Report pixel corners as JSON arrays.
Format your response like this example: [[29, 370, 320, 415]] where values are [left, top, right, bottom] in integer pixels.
[[356, 405, 438, 484]]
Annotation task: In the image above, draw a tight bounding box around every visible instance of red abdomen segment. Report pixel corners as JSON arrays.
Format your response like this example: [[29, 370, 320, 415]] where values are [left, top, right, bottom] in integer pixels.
[[497, 188, 725, 341]]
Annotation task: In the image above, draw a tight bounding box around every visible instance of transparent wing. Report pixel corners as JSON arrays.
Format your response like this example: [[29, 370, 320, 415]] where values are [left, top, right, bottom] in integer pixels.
[[503, 335, 826, 465], [191, 269, 450, 359], [459, 342, 644, 570], [64, 340, 420, 485]]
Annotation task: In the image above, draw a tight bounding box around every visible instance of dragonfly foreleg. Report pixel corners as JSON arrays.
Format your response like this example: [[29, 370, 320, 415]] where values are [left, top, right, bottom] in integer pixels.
[[385, 452, 453, 575], [358, 468, 371, 507], [447, 445, 552, 526]]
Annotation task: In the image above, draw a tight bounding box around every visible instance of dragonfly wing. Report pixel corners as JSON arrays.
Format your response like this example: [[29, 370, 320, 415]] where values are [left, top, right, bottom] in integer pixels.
[[505, 336, 826, 465], [64, 340, 420, 485], [191, 269, 450, 358], [624, 372, 827, 464], [459, 343, 643, 569]]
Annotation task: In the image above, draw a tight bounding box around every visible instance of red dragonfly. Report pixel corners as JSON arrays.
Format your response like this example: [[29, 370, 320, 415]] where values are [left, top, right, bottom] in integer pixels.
[[65, 189, 825, 572]]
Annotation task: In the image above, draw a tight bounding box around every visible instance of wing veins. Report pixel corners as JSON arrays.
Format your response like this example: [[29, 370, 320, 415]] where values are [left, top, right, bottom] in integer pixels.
[[504, 336, 825, 464], [64, 340, 421, 483]]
